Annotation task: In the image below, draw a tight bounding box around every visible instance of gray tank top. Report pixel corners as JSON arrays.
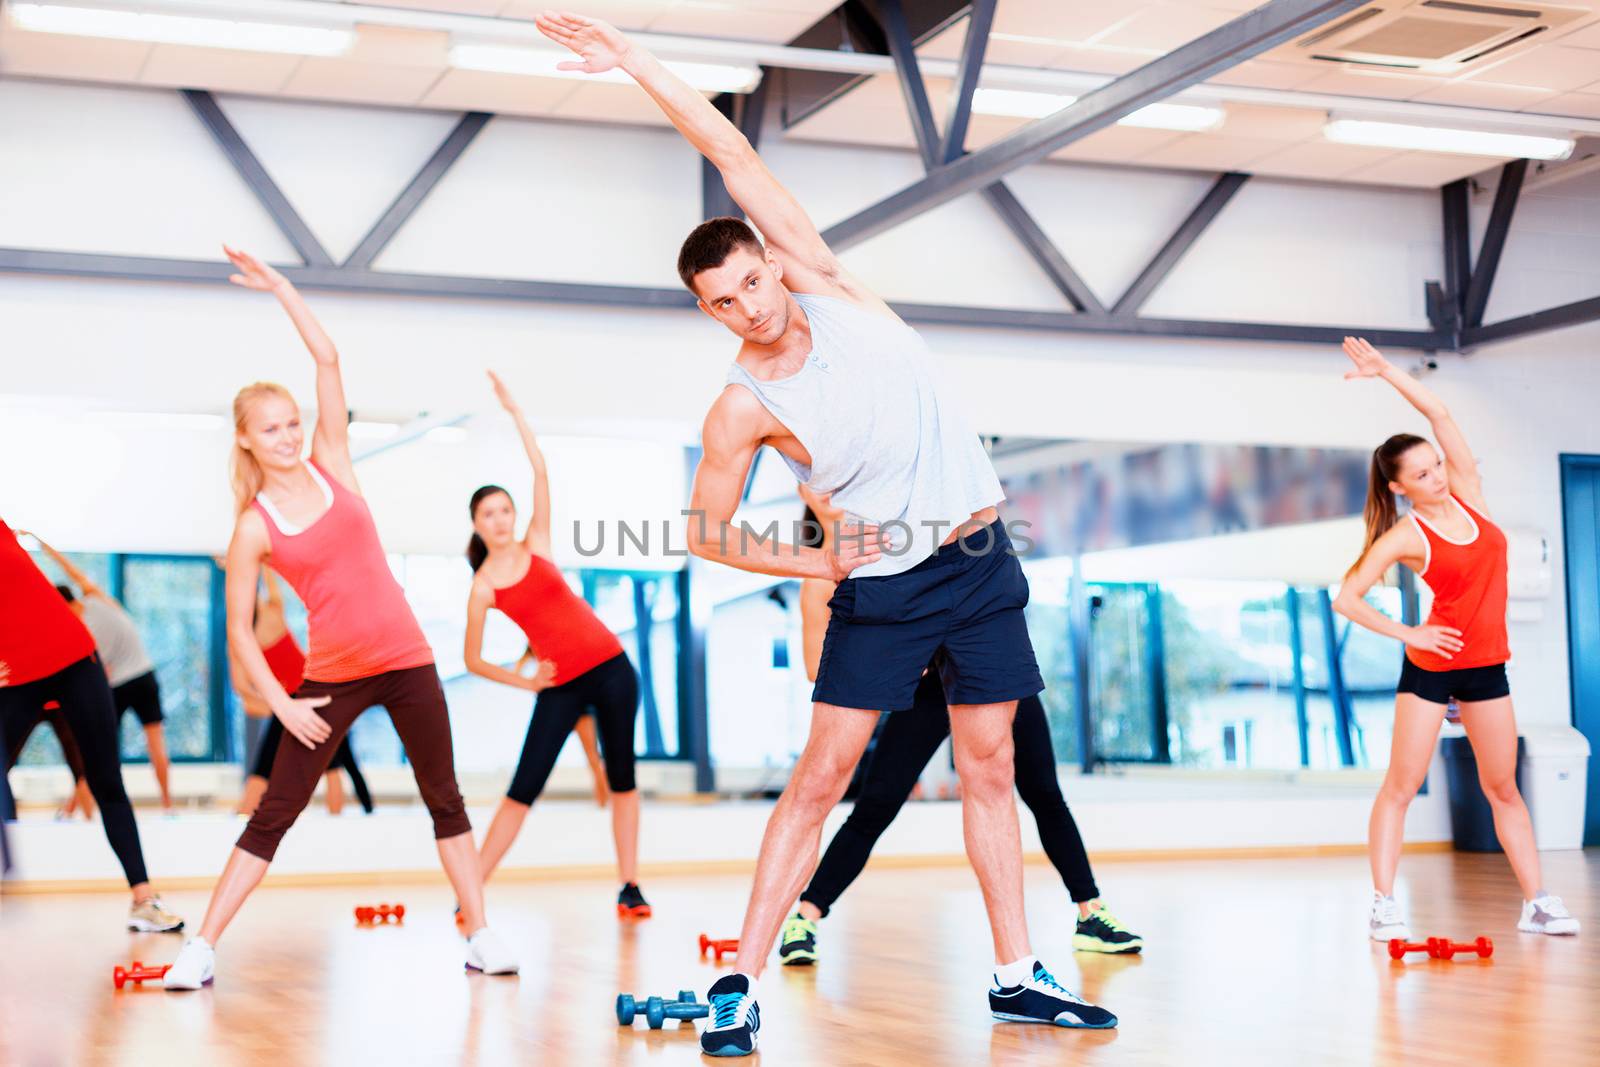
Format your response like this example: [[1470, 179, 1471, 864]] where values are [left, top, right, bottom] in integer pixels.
[[80, 596, 154, 688], [725, 293, 1003, 578]]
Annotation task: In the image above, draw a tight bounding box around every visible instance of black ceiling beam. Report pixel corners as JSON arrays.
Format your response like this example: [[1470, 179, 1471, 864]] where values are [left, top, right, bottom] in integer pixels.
[[181, 89, 333, 268], [1463, 294, 1600, 348], [878, 0, 1105, 314], [1112, 172, 1250, 315], [1461, 158, 1528, 330], [939, 0, 996, 164], [1440, 178, 1470, 325], [820, 0, 1367, 251], [0, 246, 1453, 349], [344, 111, 490, 269]]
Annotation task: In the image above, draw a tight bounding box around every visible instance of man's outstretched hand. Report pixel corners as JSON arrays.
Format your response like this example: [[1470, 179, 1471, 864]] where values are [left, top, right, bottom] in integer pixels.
[[535, 11, 632, 74]]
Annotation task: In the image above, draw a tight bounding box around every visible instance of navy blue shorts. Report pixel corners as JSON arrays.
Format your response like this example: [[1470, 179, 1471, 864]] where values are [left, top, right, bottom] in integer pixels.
[[812, 519, 1043, 711]]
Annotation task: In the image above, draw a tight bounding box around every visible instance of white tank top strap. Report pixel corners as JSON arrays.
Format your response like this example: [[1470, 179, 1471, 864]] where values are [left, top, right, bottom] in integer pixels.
[[254, 462, 334, 537]]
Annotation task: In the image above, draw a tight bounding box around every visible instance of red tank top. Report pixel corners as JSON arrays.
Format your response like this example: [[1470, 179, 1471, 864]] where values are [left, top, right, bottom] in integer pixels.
[[492, 553, 623, 686], [262, 631, 307, 694], [1407, 495, 1510, 672], [251, 461, 433, 683], [0, 518, 96, 685]]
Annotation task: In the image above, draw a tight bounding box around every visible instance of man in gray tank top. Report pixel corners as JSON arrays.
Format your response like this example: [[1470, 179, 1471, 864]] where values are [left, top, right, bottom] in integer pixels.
[[539, 14, 1112, 1052]]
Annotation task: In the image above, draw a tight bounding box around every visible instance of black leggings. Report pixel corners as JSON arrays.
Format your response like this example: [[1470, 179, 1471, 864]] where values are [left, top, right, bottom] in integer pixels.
[[253, 715, 372, 813], [507, 653, 638, 804], [0, 655, 149, 886], [802, 671, 1098, 917]]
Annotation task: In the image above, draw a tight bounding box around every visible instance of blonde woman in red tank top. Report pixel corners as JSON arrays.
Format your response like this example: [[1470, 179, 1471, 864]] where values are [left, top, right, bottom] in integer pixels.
[[162, 248, 520, 991], [1332, 338, 1578, 943], [463, 371, 649, 919]]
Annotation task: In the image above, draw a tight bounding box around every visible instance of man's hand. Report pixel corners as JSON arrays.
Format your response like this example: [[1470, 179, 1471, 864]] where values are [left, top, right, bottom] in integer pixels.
[[826, 523, 888, 581], [535, 11, 632, 74]]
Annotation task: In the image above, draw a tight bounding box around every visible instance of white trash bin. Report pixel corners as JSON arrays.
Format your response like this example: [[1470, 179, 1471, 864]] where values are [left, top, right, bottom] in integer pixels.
[[1520, 725, 1591, 851]]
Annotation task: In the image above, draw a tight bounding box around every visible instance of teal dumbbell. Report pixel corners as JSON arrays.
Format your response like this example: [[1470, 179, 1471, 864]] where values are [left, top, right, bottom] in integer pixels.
[[616, 990, 708, 1029]]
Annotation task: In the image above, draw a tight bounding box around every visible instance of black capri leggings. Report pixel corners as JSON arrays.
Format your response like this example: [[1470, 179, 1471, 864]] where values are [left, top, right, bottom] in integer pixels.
[[507, 652, 638, 804], [252, 715, 372, 814], [0, 655, 150, 886], [801, 669, 1099, 917]]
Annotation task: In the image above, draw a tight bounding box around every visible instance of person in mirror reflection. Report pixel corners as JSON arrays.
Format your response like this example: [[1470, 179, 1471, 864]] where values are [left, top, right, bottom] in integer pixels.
[[161, 246, 519, 992], [463, 369, 649, 920], [1331, 336, 1578, 943]]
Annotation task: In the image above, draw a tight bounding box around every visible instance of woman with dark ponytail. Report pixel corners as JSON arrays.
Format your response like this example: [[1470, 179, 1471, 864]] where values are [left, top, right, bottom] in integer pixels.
[[1331, 337, 1578, 944], [463, 371, 650, 918]]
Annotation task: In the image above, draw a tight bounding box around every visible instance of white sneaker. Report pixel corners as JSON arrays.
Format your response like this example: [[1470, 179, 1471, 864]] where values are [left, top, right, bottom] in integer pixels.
[[1369, 893, 1411, 942], [128, 895, 185, 933], [162, 937, 215, 990], [465, 927, 520, 975], [1518, 895, 1580, 936]]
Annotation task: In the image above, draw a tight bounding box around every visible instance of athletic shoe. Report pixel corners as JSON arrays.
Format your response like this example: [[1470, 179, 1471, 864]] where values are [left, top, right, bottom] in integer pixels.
[[989, 961, 1117, 1029], [128, 896, 185, 933], [1369, 893, 1410, 942], [1072, 904, 1143, 954], [778, 912, 818, 966], [701, 974, 760, 1057], [1518, 895, 1580, 936], [465, 927, 520, 975], [162, 937, 214, 990], [616, 882, 652, 919]]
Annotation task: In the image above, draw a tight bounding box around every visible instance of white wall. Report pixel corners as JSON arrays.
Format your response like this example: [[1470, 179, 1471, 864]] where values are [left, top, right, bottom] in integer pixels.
[[2, 76, 1597, 733]]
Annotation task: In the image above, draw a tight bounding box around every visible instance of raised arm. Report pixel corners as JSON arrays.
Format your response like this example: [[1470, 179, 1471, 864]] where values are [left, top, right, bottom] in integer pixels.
[[463, 582, 552, 692], [225, 511, 332, 748], [1333, 522, 1464, 661], [224, 245, 357, 491], [535, 13, 881, 307], [1342, 337, 1484, 512], [488, 370, 552, 557], [25, 533, 106, 600], [689, 389, 883, 580]]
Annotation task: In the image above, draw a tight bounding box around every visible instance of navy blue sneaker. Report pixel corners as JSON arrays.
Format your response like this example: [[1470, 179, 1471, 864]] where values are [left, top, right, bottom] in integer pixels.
[[989, 961, 1118, 1029], [700, 974, 760, 1057]]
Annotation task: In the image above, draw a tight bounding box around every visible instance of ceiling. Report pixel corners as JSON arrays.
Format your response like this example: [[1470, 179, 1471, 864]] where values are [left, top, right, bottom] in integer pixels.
[[3, 0, 1600, 188]]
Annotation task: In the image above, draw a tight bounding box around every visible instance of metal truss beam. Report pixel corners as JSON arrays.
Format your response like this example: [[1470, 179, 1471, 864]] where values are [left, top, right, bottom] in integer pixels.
[[819, 0, 1366, 251], [940, 0, 996, 164], [344, 112, 491, 269], [1463, 294, 1600, 348], [1440, 178, 1471, 329], [1462, 158, 1528, 331], [1112, 172, 1250, 315], [181, 89, 333, 268]]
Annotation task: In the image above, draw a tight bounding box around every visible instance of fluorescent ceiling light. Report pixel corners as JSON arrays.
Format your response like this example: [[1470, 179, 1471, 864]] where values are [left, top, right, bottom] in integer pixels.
[[425, 425, 468, 445], [1324, 118, 1574, 161], [10, 2, 351, 55], [450, 44, 762, 94], [348, 421, 400, 440], [970, 88, 1224, 133]]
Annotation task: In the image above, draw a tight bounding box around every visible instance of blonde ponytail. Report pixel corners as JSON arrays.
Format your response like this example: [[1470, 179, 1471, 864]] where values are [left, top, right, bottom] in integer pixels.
[[230, 382, 297, 515]]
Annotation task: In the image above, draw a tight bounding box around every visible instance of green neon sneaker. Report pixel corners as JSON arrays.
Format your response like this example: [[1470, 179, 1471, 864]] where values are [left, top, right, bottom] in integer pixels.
[[778, 912, 818, 966], [1072, 903, 1143, 954]]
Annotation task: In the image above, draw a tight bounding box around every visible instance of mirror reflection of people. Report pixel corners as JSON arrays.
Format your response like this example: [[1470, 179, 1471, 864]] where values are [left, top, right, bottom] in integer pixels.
[[1332, 337, 1578, 942]]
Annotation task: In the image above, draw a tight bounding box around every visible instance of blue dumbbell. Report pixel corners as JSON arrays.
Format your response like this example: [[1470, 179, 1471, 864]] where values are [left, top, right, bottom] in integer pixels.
[[616, 990, 708, 1029]]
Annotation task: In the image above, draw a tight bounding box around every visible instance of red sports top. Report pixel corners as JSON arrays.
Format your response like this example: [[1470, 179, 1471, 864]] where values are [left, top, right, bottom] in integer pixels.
[[1407, 495, 1510, 672], [262, 631, 307, 695], [492, 552, 622, 686], [251, 461, 433, 683], [0, 518, 96, 685]]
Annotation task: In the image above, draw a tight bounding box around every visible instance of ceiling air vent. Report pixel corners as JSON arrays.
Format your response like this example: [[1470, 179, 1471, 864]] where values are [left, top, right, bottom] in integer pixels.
[[1291, 0, 1593, 73]]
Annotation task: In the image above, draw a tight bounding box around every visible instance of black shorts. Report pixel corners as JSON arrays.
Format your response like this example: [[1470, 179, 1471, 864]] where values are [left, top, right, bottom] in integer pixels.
[[1397, 659, 1510, 704], [111, 670, 163, 726], [812, 519, 1044, 711]]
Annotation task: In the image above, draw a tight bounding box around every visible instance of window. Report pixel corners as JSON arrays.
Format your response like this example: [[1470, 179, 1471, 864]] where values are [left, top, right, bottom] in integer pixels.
[[120, 557, 221, 761]]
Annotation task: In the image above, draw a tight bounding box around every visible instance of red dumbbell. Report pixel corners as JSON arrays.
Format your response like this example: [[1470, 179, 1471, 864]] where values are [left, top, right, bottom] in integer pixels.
[[1387, 939, 1431, 960], [113, 961, 171, 989], [698, 934, 739, 962], [354, 903, 406, 925], [1427, 936, 1493, 960]]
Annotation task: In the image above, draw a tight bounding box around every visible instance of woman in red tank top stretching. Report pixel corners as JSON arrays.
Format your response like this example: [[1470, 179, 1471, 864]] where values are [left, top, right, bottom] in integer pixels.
[[162, 248, 520, 990], [463, 371, 650, 918], [1332, 338, 1578, 943]]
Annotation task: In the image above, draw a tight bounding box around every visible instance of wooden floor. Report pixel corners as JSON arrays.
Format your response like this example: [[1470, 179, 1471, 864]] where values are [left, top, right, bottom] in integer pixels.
[[0, 850, 1593, 1066]]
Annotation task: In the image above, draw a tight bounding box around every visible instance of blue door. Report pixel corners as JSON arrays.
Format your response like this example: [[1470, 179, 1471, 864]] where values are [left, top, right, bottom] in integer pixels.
[[1560, 454, 1600, 845]]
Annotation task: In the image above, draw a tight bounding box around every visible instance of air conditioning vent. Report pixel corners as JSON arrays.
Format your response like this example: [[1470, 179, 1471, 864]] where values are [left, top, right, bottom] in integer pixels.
[[1289, 0, 1591, 74]]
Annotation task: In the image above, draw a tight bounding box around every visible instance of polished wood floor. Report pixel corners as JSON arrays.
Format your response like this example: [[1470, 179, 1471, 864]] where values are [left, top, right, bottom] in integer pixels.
[[0, 850, 1593, 1066]]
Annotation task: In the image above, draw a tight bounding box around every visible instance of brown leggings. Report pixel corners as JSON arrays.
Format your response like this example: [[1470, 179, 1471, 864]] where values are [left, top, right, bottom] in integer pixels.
[[236, 663, 470, 861]]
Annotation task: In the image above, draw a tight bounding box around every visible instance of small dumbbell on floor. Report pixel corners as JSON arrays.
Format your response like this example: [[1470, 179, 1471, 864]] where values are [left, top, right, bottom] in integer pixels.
[[113, 961, 171, 989], [354, 903, 406, 925], [616, 991, 709, 1029], [1427, 936, 1493, 960], [698, 933, 739, 962]]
